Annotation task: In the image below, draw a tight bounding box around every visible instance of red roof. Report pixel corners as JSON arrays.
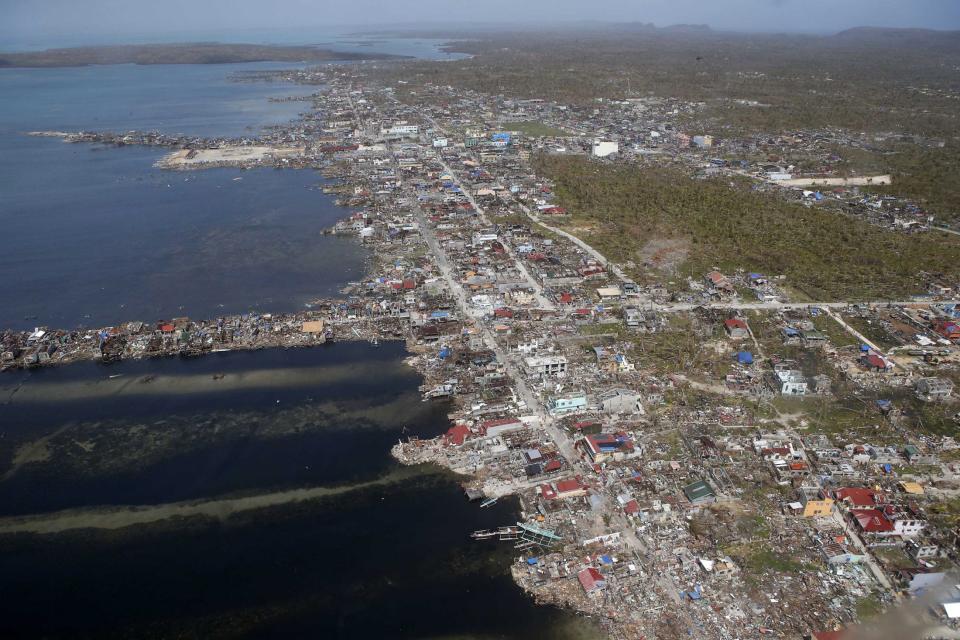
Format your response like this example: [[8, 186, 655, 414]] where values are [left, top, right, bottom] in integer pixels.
[[494, 308, 514, 318], [479, 417, 522, 434], [159, 324, 175, 333], [540, 483, 557, 500], [577, 567, 605, 592], [559, 292, 573, 303], [724, 318, 748, 330], [813, 631, 850, 640], [444, 424, 471, 446], [543, 459, 562, 472], [865, 353, 888, 369], [851, 508, 894, 533], [934, 320, 960, 338], [555, 478, 583, 494], [624, 499, 640, 514], [834, 487, 883, 507]]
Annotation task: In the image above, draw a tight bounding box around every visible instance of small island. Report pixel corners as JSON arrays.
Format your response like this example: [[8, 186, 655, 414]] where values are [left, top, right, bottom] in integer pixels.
[[0, 42, 407, 67]]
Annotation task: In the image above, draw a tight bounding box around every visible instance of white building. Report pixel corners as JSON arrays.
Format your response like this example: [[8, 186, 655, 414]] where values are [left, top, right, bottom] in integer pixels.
[[692, 135, 713, 149], [387, 124, 419, 136], [592, 140, 619, 158], [774, 370, 807, 396]]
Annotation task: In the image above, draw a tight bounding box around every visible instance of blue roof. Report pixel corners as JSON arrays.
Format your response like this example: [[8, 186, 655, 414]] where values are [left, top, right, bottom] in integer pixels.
[[600, 555, 613, 564]]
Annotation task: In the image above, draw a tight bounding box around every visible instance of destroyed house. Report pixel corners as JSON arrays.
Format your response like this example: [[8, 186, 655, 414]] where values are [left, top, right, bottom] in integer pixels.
[[706, 271, 734, 294], [861, 353, 891, 372], [934, 320, 960, 341], [524, 354, 567, 379], [724, 318, 749, 339], [577, 567, 606, 594], [916, 377, 953, 401], [598, 388, 643, 415]]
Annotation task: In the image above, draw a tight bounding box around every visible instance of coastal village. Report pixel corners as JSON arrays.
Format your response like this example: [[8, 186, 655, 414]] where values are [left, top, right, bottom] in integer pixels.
[[7, 62, 960, 640]]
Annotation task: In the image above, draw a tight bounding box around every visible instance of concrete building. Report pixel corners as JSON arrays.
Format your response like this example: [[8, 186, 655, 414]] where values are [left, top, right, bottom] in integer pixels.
[[524, 354, 568, 379], [771, 370, 807, 396], [549, 392, 588, 415], [598, 388, 644, 415], [916, 377, 954, 401]]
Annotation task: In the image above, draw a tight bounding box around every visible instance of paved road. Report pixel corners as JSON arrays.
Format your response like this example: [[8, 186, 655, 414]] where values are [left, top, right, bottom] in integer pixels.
[[519, 202, 633, 284], [831, 510, 893, 591], [433, 158, 556, 311], [411, 199, 584, 472]]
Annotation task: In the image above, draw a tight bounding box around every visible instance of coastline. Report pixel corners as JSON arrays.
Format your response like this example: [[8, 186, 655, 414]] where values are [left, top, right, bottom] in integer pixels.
[[0, 65, 607, 636]]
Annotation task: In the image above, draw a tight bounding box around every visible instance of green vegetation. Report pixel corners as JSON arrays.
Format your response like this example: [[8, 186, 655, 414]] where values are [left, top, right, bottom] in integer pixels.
[[855, 594, 884, 620], [375, 27, 960, 137], [501, 121, 569, 138], [727, 545, 809, 573], [868, 143, 960, 224], [537, 155, 960, 301], [811, 316, 859, 348]]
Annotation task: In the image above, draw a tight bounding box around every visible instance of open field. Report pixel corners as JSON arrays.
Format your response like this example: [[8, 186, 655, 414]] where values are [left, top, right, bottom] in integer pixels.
[[157, 145, 304, 168]]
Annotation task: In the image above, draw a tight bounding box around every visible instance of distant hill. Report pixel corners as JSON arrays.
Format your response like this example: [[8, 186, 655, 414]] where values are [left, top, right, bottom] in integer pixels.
[[0, 43, 407, 68], [830, 26, 960, 45]]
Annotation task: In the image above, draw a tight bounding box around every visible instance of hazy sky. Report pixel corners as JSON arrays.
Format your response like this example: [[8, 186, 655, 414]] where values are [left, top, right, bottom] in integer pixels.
[[3, 0, 960, 44]]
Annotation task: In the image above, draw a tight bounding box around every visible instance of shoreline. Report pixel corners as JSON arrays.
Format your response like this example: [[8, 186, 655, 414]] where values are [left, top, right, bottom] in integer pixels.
[[6, 66, 616, 637]]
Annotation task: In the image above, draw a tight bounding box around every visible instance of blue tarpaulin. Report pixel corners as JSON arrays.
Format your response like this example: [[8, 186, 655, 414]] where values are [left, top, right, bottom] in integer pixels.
[[526, 557, 539, 565], [736, 351, 753, 365]]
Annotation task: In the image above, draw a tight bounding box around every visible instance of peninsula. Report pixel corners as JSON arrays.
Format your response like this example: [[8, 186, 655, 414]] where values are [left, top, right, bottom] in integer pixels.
[[0, 42, 407, 67]]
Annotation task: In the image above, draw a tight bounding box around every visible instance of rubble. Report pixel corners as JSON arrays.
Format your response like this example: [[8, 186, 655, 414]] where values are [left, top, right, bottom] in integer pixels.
[[9, 59, 960, 640]]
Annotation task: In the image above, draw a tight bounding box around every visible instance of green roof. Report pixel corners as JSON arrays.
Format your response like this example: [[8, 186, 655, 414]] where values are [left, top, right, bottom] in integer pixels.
[[683, 480, 715, 502], [517, 522, 563, 541]]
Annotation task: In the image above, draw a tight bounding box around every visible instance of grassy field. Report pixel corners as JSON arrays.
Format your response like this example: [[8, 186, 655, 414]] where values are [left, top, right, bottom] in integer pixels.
[[500, 120, 569, 138], [537, 155, 960, 301]]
